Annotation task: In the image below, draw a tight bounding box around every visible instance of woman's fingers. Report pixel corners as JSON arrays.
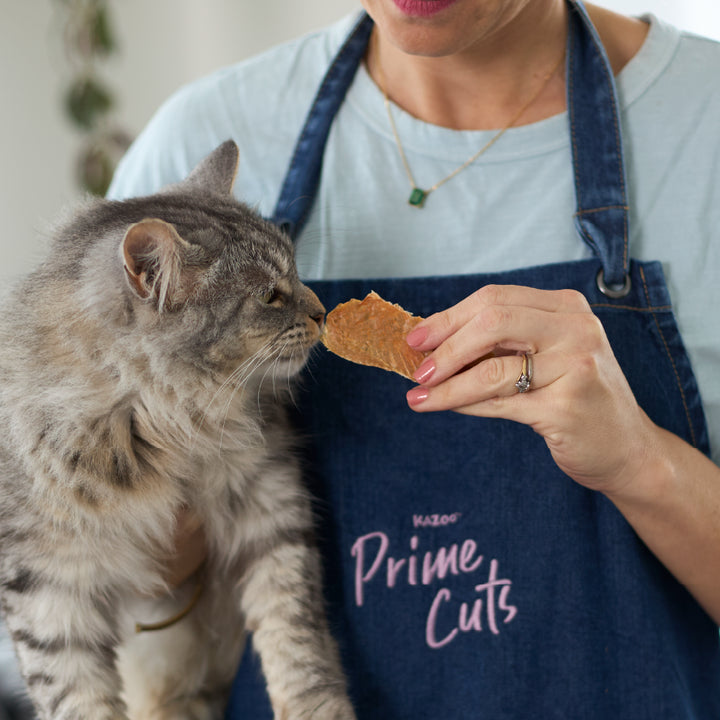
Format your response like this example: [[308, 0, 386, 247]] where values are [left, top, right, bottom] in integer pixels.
[[412, 301, 603, 390], [407, 285, 592, 352], [412, 304, 540, 385], [407, 350, 565, 412]]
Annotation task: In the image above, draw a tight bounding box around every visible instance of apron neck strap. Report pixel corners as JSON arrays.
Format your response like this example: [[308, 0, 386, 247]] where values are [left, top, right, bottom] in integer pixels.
[[567, 0, 630, 289], [271, 1, 630, 289]]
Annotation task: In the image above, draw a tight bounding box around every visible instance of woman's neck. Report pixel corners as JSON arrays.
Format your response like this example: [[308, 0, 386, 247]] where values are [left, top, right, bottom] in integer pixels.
[[365, 1, 647, 131]]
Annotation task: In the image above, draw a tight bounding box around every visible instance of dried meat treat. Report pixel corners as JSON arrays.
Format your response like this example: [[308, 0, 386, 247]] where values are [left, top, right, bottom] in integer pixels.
[[321, 291, 427, 379]]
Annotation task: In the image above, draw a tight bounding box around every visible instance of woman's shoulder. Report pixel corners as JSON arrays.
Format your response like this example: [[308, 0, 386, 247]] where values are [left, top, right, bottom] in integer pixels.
[[585, 3, 650, 75], [614, 12, 720, 116]]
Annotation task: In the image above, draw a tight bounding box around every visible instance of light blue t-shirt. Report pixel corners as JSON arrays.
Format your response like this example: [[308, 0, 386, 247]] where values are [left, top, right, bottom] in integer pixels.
[[109, 12, 720, 462]]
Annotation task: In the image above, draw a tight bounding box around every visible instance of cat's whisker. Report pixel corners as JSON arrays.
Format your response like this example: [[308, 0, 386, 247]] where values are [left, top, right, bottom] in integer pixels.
[[217, 344, 279, 451], [191, 343, 275, 452], [217, 339, 294, 450], [284, 342, 307, 394], [190, 364, 252, 451], [240, 326, 305, 409], [254, 342, 289, 412], [273, 338, 297, 396], [284, 343, 319, 412]]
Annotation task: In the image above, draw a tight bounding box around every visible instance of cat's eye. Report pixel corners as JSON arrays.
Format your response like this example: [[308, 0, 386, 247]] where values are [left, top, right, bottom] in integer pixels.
[[259, 289, 281, 305]]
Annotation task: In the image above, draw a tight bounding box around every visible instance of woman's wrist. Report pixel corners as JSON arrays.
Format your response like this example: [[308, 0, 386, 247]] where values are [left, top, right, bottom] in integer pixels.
[[600, 415, 674, 507], [602, 424, 720, 622]]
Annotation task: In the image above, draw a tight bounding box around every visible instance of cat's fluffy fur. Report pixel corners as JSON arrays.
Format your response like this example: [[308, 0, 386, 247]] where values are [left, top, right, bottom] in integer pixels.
[[0, 141, 356, 720]]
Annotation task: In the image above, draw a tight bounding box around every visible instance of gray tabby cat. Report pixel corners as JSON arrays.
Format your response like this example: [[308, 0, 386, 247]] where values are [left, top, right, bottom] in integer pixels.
[[0, 141, 356, 720]]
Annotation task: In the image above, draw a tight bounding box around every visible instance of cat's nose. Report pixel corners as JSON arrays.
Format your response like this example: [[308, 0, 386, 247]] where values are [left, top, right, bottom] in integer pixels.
[[303, 287, 325, 329], [311, 310, 325, 329]]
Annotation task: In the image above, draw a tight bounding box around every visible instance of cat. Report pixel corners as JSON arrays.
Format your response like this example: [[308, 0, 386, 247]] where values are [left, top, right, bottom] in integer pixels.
[[0, 140, 356, 720]]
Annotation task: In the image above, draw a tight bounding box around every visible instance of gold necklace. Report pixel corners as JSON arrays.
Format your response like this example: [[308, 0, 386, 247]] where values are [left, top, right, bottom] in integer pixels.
[[376, 51, 565, 208]]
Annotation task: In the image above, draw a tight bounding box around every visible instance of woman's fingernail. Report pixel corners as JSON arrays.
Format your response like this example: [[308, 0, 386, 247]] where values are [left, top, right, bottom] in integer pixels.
[[406, 325, 429, 348], [407, 387, 429, 407], [413, 358, 435, 384]]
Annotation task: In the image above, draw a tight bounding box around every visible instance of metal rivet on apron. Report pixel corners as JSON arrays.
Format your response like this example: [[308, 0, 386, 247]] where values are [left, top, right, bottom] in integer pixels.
[[596, 268, 632, 298]]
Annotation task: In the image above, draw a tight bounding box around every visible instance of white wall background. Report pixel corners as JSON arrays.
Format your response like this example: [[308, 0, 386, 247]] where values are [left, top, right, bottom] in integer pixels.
[[1, 0, 719, 285]]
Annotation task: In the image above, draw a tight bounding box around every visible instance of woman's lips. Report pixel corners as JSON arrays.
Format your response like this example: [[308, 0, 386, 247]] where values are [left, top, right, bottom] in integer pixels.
[[390, 0, 459, 18]]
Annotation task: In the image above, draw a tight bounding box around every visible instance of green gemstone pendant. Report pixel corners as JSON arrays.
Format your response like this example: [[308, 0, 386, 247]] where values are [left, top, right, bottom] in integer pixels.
[[408, 187, 427, 207]]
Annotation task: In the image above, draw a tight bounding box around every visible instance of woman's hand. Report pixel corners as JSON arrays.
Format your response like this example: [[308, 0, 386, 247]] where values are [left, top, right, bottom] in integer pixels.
[[403, 283, 720, 623], [404, 284, 661, 495]]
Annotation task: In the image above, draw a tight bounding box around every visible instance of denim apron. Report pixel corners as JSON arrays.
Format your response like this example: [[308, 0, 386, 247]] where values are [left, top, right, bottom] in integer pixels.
[[227, 2, 720, 717]]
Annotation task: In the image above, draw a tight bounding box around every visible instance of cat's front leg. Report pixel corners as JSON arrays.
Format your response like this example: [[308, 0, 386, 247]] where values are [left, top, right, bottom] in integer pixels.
[[239, 540, 356, 720], [2, 579, 129, 720]]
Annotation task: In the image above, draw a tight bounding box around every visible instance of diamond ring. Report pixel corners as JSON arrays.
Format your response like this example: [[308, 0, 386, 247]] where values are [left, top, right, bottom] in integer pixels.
[[514, 353, 533, 393]]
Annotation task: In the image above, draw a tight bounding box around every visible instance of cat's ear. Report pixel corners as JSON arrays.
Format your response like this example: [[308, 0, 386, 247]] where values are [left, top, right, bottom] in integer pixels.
[[182, 140, 240, 196], [121, 218, 188, 309]]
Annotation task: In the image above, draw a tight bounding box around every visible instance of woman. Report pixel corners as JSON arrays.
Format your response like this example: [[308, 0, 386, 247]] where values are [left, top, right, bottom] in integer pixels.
[[109, 1, 720, 717]]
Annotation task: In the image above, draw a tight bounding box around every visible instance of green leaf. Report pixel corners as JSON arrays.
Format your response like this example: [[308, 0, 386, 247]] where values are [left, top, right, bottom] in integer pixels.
[[78, 143, 115, 196], [65, 77, 114, 129], [92, 4, 116, 55]]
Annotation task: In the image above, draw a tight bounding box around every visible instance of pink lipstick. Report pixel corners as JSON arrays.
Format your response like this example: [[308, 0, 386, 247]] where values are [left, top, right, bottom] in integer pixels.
[[391, 0, 459, 18]]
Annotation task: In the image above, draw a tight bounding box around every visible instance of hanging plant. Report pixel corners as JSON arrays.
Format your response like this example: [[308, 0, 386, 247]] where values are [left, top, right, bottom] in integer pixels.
[[66, 76, 114, 130], [54, 0, 132, 195]]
